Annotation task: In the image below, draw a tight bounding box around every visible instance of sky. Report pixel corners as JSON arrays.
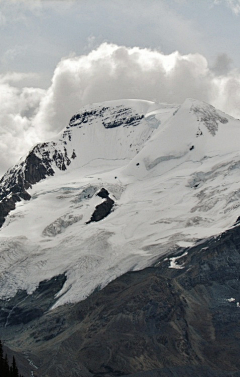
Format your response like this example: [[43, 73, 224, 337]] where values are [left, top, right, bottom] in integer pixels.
[[1, 0, 240, 174]]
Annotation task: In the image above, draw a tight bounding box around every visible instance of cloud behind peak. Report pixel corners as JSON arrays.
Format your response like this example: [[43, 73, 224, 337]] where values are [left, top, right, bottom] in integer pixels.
[[1, 43, 240, 174]]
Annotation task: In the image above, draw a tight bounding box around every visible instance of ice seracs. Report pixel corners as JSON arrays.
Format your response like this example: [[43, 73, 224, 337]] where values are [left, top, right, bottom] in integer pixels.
[[0, 98, 240, 308]]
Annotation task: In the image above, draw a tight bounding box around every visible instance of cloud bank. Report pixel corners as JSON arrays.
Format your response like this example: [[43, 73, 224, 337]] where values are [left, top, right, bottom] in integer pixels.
[[0, 73, 45, 173], [1, 43, 240, 174]]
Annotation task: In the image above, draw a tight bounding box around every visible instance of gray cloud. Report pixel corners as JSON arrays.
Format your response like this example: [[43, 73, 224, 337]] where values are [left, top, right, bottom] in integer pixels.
[[1, 43, 240, 175], [211, 53, 233, 75], [214, 0, 240, 14]]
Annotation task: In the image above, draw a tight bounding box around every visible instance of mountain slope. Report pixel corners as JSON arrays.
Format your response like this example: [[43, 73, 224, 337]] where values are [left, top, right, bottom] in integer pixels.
[[2, 222, 240, 377], [0, 98, 240, 309], [1, 98, 240, 376], [0, 99, 160, 227]]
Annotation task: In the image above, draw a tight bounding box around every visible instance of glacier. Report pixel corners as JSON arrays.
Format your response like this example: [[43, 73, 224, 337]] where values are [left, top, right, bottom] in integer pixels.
[[0, 98, 240, 308]]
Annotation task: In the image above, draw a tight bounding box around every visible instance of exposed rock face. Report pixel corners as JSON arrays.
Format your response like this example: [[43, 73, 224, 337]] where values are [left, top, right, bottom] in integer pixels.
[[68, 106, 144, 130], [2, 223, 240, 376], [0, 142, 74, 227], [0, 194, 22, 228], [87, 188, 115, 223], [97, 188, 110, 199], [0, 274, 66, 327]]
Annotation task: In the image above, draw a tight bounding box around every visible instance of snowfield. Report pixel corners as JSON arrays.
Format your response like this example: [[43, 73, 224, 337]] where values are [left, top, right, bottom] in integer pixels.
[[1, 98, 240, 308]]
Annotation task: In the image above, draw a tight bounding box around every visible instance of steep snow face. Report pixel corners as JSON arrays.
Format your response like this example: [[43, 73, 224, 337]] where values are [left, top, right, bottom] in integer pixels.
[[124, 98, 233, 178], [59, 99, 177, 171], [0, 100, 173, 227], [0, 98, 240, 308]]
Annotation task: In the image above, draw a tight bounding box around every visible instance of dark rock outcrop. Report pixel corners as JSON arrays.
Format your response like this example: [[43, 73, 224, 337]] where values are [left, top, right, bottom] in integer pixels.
[[97, 188, 110, 199], [0, 274, 66, 327], [87, 188, 114, 223], [0, 194, 21, 228], [0, 142, 73, 227], [67, 106, 144, 130]]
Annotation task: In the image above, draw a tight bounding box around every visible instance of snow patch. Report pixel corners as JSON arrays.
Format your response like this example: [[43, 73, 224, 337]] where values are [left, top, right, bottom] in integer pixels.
[[168, 251, 188, 269]]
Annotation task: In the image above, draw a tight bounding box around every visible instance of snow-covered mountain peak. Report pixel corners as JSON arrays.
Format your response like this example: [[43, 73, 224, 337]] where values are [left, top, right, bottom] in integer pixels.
[[1, 98, 240, 308], [0, 99, 178, 227], [123, 97, 238, 180]]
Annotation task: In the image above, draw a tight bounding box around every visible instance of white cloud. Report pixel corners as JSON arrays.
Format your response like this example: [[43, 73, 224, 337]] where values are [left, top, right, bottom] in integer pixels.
[[1, 43, 240, 175], [32, 43, 238, 136], [33, 44, 209, 135], [0, 75, 46, 174]]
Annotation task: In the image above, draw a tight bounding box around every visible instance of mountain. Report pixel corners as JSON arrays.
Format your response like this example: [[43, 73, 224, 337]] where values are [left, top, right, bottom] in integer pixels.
[[1, 98, 240, 376]]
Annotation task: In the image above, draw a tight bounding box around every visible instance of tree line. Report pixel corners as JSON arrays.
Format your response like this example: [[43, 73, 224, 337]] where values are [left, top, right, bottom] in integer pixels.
[[0, 339, 24, 377]]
